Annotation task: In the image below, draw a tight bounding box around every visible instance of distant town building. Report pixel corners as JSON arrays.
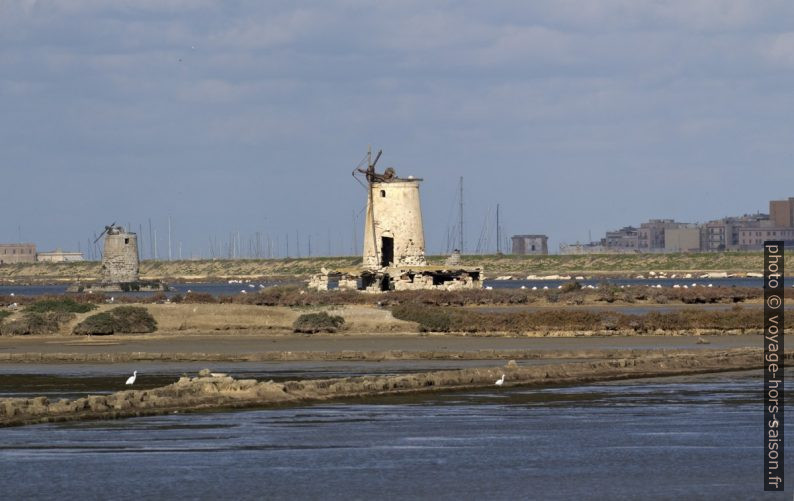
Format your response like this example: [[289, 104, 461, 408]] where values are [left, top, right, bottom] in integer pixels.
[[511, 235, 548, 255], [37, 249, 84, 263], [701, 213, 769, 251], [605, 226, 639, 249], [576, 196, 791, 255], [770, 197, 794, 228], [664, 227, 701, 252], [0, 243, 37, 264], [738, 227, 794, 250], [638, 219, 693, 250]]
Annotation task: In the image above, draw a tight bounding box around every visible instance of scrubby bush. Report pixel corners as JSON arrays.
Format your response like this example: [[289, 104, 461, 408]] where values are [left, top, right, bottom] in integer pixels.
[[0, 310, 11, 323], [26, 298, 97, 314], [181, 291, 216, 303], [72, 312, 116, 335], [390, 304, 453, 332], [73, 306, 157, 335], [292, 311, 346, 333], [0, 311, 74, 336]]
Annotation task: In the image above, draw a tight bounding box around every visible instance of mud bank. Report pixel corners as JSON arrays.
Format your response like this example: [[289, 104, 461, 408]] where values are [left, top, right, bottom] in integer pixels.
[[0, 348, 776, 427], [0, 346, 743, 363]]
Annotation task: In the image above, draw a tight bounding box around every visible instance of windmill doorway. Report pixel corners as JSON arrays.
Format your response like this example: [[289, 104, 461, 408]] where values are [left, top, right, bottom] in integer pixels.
[[381, 236, 394, 267]]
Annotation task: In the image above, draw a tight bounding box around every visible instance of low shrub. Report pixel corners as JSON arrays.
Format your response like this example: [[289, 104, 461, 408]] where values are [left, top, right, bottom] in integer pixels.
[[390, 304, 453, 332], [0, 311, 74, 336], [292, 311, 345, 333], [73, 306, 157, 335], [0, 310, 11, 322], [73, 312, 116, 335], [181, 291, 217, 303], [26, 298, 97, 314]]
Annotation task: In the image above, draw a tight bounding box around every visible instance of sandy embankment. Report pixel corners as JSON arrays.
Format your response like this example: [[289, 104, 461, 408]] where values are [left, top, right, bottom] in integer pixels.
[[0, 301, 776, 363], [0, 348, 776, 427]]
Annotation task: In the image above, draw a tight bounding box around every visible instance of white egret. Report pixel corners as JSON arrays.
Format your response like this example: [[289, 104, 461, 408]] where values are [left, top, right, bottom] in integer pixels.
[[125, 370, 137, 385], [495, 374, 505, 386]]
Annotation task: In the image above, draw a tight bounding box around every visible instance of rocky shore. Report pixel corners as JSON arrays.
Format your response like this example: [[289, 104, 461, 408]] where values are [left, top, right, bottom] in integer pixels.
[[0, 348, 775, 427]]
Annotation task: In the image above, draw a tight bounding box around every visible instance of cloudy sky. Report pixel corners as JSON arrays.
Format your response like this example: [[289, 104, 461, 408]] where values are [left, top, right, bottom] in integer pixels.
[[2, 0, 793, 258]]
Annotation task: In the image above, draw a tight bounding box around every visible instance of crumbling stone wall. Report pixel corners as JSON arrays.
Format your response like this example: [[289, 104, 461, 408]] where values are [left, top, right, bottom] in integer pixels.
[[101, 230, 139, 283]]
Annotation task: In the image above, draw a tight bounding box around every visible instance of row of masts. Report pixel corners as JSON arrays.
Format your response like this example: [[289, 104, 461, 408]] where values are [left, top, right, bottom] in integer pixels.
[[80, 222, 361, 261], [77, 156, 508, 260], [444, 176, 509, 255]]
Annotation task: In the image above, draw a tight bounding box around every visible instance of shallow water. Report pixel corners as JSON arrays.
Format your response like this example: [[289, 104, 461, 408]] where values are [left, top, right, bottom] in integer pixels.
[[0, 370, 789, 499]]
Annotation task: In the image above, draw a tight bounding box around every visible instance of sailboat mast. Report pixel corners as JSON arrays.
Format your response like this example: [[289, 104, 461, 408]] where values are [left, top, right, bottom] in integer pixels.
[[459, 176, 464, 253], [496, 203, 501, 254]]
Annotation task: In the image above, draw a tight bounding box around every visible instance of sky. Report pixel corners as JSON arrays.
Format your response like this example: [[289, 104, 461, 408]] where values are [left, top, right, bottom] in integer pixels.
[[2, 0, 794, 258]]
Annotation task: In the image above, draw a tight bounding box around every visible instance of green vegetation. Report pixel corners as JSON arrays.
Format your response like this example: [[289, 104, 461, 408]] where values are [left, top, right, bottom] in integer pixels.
[[26, 298, 97, 314], [73, 306, 157, 335], [292, 312, 346, 333], [0, 311, 74, 336], [0, 310, 11, 322], [390, 304, 452, 332]]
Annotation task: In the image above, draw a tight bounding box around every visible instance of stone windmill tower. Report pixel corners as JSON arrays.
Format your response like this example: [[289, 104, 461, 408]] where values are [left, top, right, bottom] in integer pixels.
[[356, 149, 427, 270], [95, 223, 140, 284]]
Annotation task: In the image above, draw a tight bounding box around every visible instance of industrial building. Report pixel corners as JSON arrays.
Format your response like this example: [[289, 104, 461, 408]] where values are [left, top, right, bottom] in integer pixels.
[[37, 249, 84, 263]]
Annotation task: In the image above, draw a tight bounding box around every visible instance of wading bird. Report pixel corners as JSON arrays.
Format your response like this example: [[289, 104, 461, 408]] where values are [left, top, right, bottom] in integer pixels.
[[495, 374, 505, 386], [126, 370, 137, 385]]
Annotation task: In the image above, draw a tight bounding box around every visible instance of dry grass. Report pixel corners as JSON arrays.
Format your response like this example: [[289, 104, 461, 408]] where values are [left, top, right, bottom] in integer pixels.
[[147, 303, 415, 334], [390, 303, 792, 333], [146, 303, 297, 333]]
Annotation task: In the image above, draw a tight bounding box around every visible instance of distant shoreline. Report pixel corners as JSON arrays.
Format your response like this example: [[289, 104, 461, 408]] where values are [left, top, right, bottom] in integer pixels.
[[0, 252, 789, 284]]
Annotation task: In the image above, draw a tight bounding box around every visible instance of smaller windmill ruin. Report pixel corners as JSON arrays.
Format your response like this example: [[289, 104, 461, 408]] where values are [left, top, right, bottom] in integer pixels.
[[68, 223, 167, 292], [96, 223, 139, 284], [309, 149, 482, 292]]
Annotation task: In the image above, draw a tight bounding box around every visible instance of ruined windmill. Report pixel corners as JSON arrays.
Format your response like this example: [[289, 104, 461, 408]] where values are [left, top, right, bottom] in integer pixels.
[[308, 148, 482, 292], [94, 223, 140, 284], [353, 148, 427, 270]]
